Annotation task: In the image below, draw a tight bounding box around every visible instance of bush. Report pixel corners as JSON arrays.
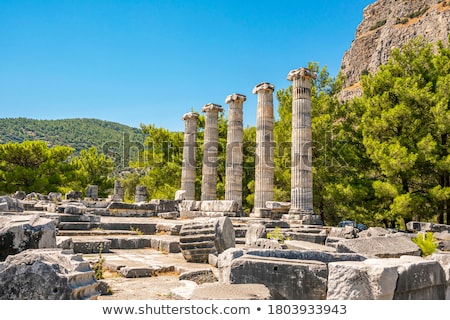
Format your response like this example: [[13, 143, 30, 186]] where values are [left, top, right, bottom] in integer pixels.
[[412, 232, 438, 257]]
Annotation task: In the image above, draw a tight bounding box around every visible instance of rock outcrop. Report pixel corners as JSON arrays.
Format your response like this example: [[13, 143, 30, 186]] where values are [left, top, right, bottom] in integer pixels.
[[340, 0, 450, 101]]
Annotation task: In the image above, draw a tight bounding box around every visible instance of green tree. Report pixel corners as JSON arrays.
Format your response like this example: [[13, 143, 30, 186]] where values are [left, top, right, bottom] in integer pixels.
[[360, 36, 450, 226], [69, 146, 115, 197], [0, 141, 74, 194]]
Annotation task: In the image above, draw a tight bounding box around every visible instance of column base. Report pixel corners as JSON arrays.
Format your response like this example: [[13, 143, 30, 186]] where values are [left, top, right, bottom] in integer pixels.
[[283, 210, 323, 226], [250, 208, 272, 218]]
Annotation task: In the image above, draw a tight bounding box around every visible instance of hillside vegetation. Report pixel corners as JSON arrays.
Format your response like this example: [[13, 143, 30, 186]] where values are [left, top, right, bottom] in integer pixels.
[[0, 117, 147, 154]]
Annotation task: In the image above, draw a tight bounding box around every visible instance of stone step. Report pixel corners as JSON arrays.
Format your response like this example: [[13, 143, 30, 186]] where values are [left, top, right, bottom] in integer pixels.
[[58, 222, 101, 230], [62, 234, 180, 254]]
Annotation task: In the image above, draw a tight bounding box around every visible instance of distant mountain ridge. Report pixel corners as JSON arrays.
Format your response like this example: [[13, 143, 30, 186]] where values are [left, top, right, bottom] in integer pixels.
[[0, 117, 147, 155]]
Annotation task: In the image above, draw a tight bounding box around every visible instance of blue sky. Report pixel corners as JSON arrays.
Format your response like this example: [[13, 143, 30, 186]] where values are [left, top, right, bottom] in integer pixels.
[[0, 0, 374, 132]]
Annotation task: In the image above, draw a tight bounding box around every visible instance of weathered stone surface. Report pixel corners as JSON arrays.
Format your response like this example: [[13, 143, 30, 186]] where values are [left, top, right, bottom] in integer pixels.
[[288, 68, 317, 222], [218, 248, 365, 299], [265, 201, 290, 213], [12, 191, 26, 200], [201, 103, 223, 201], [179, 217, 235, 263], [285, 240, 336, 252], [66, 191, 82, 200], [328, 226, 358, 239], [0, 215, 56, 261], [174, 190, 186, 201], [340, 0, 450, 101], [0, 249, 99, 299], [224, 94, 246, 210], [149, 235, 180, 253], [247, 238, 283, 250], [119, 266, 160, 278], [225, 254, 328, 299], [0, 196, 24, 212], [180, 221, 218, 263], [171, 281, 271, 300], [393, 256, 446, 299], [328, 256, 447, 300], [72, 239, 111, 254], [336, 234, 420, 258], [199, 200, 239, 213], [429, 253, 450, 300], [178, 269, 217, 284], [244, 223, 266, 248], [253, 82, 275, 215], [181, 112, 199, 201], [406, 221, 450, 233], [327, 259, 399, 300], [62, 203, 88, 215], [135, 185, 148, 203], [358, 227, 389, 238]]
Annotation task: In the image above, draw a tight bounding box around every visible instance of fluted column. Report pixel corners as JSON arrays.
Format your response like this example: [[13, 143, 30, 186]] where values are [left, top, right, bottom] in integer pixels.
[[287, 67, 317, 221], [181, 112, 199, 200], [201, 103, 223, 201], [252, 82, 275, 217], [225, 93, 246, 210]]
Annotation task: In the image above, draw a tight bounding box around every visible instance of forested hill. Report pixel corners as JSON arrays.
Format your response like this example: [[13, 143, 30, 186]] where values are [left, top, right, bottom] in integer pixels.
[[0, 117, 147, 153]]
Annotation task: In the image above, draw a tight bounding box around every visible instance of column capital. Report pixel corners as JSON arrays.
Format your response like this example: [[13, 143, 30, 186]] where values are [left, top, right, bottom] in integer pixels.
[[182, 112, 199, 121], [287, 67, 317, 81], [252, 82, 275, 94], [225, 93, 247, 104], [202, 103, 223, 113]]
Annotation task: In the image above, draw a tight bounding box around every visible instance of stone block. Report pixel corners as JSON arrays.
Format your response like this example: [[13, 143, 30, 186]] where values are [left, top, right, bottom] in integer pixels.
[[158, 211, 179, 219], [200, 200, 239, 212], [226, 254, 328, 299], [406, 221, 450, 233], [336, 234, 420, 258], [284, 240, 336, 252], [0, 249, 98, 299], [0, 215, 56, 261], [149, 235, 180, 253], [327, 259, 399, 299], [429, 253, 450, 300], [393, 256, 446, 299], [174, 190, 186, 201], [179, 269, 217, 284], [119, 266, 159, 278], [358, 227, 389, 238], [179, 200, 197, 212], [244, 222, 266, 247], [328, 226, 357, 239], [173, 282, 271, 300], [72, 239, 111, 254], [0, 196, 24, 212]]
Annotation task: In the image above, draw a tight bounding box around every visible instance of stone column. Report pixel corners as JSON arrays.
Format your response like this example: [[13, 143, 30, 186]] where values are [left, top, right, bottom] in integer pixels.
[[135, 185, 148, 202], [224, 93, 246, 210], [113, 180, 124, 202], [181, 112, 199, 200], [252, 82, 275, 217], [287, 67, 322, 224], [201, 103, 223, 201]]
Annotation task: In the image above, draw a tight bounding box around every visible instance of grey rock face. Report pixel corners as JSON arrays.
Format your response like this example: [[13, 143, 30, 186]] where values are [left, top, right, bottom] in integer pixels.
[[0, 249, 99, 299], [340, 0, 450, 101]]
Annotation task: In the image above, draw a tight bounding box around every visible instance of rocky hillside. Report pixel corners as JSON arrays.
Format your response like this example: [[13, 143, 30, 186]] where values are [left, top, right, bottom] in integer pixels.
[[340, 0, 450, 101]]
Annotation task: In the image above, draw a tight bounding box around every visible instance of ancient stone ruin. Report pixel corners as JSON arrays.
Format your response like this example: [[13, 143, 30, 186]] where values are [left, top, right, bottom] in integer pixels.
[[1, 66, 450, 300]]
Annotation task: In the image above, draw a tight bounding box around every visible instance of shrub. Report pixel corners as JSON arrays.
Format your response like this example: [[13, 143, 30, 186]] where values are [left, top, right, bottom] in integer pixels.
[[412, 232, 438, 257]]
